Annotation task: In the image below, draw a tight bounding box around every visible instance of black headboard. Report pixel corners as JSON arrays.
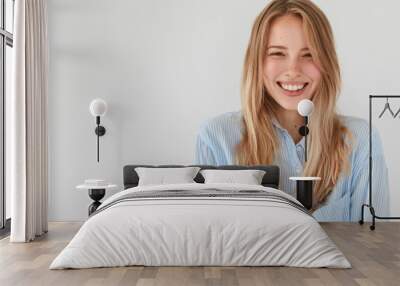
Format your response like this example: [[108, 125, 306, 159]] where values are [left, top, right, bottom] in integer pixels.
[[123, 165, 280, 189]]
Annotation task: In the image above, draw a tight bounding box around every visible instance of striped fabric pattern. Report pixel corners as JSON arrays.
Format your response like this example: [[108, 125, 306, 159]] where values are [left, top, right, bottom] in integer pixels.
[[195, 111, 390, 222]]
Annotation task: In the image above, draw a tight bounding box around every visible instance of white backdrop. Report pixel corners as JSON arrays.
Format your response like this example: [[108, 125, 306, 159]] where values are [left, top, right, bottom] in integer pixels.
[[47, 0, 400, 221]]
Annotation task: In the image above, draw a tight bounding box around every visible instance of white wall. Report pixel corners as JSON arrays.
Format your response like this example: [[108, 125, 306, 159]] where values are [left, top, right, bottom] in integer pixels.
[[48, 0, 400, 221]]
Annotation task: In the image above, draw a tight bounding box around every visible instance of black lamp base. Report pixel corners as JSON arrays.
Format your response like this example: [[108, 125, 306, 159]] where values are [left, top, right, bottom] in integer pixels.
[[296, 181, 313, 210], [88, 189, 105, 216]]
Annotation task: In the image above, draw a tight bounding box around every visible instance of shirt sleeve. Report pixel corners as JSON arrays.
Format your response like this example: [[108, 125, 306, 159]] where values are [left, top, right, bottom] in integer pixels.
[[195, 134, 217, 165], [350, 127, 390, 221]]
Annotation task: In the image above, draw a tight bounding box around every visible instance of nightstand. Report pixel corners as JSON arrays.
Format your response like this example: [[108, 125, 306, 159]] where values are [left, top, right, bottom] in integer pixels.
[[76, 181, 117, 216]]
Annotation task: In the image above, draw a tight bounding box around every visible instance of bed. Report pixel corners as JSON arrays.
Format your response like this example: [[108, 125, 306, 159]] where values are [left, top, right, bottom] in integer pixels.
[[50, 165, 350, 269]]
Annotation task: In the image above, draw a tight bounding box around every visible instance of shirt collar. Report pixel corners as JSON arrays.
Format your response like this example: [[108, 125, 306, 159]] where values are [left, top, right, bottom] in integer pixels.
[[240, 111, 306, 148], [271, 117, 285, 131], [271, 117, 305, 148]]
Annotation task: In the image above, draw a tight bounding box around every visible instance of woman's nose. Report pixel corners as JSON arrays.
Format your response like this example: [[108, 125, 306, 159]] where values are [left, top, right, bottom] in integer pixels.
[[286, 57, 301, 75]]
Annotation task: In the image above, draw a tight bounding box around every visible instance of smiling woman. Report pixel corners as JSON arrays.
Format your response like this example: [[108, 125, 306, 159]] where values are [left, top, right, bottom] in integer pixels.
[[264, 15, 320, 109], [195, 0, 390, 222]]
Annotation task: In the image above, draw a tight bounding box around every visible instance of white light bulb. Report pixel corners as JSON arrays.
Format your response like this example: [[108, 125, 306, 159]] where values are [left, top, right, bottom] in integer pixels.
[[297, 99, 314, 117], [89, 99, 108, 117]]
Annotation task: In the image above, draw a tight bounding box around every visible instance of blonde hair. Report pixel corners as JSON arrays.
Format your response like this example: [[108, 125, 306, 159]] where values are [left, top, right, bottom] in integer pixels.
[[236, 0, 352, 206]]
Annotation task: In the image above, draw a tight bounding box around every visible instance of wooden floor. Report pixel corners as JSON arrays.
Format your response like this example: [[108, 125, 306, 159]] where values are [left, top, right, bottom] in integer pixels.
[[0, 222, 399, 286]]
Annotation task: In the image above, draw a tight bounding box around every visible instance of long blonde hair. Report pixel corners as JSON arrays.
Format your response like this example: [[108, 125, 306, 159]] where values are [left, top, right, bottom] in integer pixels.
[[236, 0, 352, 206]]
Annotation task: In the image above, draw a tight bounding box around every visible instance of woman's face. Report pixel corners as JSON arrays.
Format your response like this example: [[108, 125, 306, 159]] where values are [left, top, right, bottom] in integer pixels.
[[263, 15, 321, 111]]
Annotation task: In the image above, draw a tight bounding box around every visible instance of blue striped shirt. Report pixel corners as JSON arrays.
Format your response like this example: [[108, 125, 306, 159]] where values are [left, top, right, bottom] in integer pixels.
[[195, 111, 390, 222]]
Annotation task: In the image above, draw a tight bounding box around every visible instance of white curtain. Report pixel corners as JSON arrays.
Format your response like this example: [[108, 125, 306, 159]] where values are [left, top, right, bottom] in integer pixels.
[[8, 0, 48, 242]]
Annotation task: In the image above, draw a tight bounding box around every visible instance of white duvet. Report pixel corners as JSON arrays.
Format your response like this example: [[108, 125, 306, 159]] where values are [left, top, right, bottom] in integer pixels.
[[50, 183, 351, 269]]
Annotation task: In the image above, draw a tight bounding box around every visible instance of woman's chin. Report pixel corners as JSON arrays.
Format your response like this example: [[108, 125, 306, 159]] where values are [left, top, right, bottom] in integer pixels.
[[276, 98, 308, 112]]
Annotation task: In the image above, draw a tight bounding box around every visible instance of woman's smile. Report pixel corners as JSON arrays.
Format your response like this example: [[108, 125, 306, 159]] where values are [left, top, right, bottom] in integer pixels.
[[277, 81, 309, 97]]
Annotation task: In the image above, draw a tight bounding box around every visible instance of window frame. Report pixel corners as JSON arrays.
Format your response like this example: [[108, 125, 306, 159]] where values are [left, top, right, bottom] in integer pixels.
[[0, 0, 14, 232]]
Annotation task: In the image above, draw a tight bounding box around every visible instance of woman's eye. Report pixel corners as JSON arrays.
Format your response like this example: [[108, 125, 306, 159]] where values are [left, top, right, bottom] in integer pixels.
[[302, 53, 313, 58], [269, 52, 285, 56]]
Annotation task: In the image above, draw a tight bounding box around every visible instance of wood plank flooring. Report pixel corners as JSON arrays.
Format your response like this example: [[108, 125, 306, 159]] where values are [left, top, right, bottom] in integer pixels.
[[0, 222, 399, 286]]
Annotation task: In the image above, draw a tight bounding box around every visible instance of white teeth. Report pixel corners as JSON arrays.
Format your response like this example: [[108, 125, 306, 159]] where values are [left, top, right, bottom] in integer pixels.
[[280, 83, 306, 91]]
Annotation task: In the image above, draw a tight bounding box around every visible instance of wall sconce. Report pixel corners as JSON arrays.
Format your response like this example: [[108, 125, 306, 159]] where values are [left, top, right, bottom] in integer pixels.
[[89, 99, 107, 162]]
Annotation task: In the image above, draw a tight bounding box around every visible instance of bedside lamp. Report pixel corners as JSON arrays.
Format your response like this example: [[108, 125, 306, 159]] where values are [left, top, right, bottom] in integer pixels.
[[297, 99, 314, 162], [289, 99, 320, 210], [89, 99, 108, 162]]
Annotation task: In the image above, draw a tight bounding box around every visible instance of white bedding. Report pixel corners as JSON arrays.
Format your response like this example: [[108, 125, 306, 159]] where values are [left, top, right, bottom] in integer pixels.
[[50, 183, 351, 269]]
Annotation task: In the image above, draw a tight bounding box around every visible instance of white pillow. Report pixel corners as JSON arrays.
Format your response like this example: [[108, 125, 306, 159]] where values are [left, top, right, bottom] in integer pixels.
[[135, 167, 201, 186], [200, 169, 266, 185]]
